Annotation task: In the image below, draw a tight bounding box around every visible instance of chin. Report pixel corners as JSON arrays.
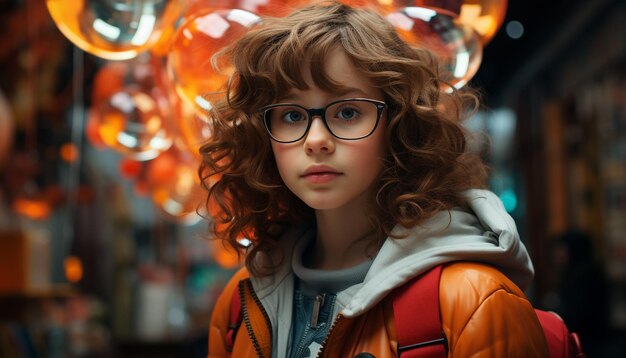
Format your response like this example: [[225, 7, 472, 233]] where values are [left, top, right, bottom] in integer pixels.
[[303, 201, 337, 211], [301, 197, 345, 211]]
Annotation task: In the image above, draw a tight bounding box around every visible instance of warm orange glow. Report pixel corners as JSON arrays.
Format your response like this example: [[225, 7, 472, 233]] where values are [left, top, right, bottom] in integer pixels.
[[60, 143, 79, 163], [91, 62, 126, 105], [152, 187, 169, 205], [150, 22, 176, 57], [119, 158, 143, 179], [64, 256, 83, 283], [460, 4, 496, 38], [375, 0, 394, 9], [174, 98, 213, 157], [85, 110, 105, 148], [133, 92, 156, 113], [387, 7, 482, 90], [99, 112, 125, 147], [168, 9, 260, 116], [410, 0, 508, 45], [95, 88, 173, 160], [45, 0, 183, 60], [134, 180, 150, 196], [147, 152, 177, 186], [149, 155, 204, 223], [212, 244, 241, 269], [12, 198, 51, 220]]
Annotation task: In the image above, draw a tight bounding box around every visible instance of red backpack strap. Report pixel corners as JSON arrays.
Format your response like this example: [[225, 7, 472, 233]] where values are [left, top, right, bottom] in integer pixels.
[[225, 281, 243, 355], [391, 265, 447, 357], [534, 309, 586, 358], [569, 332, 585, 358]]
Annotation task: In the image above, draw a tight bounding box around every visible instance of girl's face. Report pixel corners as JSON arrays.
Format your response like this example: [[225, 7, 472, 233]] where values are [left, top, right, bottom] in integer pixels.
[[269, 47, 387, 212]]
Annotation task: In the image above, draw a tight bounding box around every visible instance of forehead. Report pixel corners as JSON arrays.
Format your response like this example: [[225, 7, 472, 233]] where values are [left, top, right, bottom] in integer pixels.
[[280, 47, 381, 102]]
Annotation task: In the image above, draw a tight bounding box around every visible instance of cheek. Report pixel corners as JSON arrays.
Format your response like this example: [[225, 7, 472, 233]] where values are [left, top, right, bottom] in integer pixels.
[[349, 130, 387, 180], [372, 129, 388, 176], [270, 142, 292, 181], [363, 124, 388, 166]]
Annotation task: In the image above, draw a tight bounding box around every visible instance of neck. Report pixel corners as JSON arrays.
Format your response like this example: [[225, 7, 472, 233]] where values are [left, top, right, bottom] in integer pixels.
[[309, 199, 380, 270]]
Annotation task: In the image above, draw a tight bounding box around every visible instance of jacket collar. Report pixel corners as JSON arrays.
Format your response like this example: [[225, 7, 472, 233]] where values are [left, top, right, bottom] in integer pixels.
[[248, 189, 534, 321]]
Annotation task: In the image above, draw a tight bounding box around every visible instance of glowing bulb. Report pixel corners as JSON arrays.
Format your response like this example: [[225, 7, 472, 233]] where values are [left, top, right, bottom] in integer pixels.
[[64, 256, 83, 283]]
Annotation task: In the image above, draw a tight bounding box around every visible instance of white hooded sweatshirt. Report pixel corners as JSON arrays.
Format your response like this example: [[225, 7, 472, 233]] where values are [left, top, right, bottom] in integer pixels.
[[247, 189, 535, 358]]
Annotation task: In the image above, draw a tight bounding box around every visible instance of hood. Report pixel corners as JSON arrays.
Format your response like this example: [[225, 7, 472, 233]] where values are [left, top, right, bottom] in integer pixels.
[[341, 189, 534, 317]]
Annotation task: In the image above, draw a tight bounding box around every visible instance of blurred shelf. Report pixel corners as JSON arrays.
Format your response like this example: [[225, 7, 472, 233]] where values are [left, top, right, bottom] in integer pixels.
[[113, 330, 208, 358], [0, 284, 76, 299]]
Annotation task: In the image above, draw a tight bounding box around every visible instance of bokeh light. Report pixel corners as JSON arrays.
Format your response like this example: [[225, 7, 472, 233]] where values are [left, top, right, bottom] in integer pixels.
[[147, 150, 178, 187], [60, 143, 80, 163], [95, 86, 173, 161], [91, 61, 127, 106], [499, 189, 518, 212], [172, 97, 212, 157], [91, 56, 165, 106], [134, 179, 150, 197], [392, 0, 507, 44], [119, 158, 144, 180], [85, 109, 106, 149], [12, 198, 52, 221], [211, 241, 242, 269], [46, 0, 184, 60], [505, 20, 524, 39], [64, 256, 83, 283], [231, 0, 310, 17], [231, 0, 393, 16], [183, 0, 234, 17], [387, 6, 483, 89], [149, 150, 204, 224], [167, 8, 260, 116]]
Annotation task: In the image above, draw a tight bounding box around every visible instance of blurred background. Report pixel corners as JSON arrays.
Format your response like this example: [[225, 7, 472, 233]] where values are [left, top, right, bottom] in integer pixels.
[[0, 0, 625, 357]]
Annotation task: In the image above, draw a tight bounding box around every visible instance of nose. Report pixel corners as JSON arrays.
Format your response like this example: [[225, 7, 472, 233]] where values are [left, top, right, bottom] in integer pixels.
[[304, 116, 335, 155]]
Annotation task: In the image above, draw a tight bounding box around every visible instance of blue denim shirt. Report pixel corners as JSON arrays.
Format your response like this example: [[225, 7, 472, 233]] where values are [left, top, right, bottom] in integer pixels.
[[288, 279, 337, 358]]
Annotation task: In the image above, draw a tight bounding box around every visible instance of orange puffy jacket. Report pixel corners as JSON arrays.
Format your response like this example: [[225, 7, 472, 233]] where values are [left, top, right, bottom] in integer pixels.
[[208, 262, 549, 357]]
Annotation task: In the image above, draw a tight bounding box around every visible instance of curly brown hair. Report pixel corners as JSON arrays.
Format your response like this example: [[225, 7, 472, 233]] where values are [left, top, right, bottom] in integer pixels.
[[199, 1, 488, 276]]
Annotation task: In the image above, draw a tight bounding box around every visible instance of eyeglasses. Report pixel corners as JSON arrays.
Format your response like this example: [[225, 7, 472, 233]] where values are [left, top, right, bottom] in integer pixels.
[[260, 98, 387, 143]]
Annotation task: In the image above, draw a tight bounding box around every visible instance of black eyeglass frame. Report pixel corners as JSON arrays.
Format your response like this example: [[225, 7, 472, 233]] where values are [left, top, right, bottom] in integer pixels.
[[260, 98, 387, 143]]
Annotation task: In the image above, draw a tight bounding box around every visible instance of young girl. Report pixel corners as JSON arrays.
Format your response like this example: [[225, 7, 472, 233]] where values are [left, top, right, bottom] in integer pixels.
[[201, 2, 549, 357]]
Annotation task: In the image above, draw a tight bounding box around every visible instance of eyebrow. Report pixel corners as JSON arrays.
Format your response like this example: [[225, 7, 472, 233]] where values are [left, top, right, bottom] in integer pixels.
[[278, 86, 370, 103]]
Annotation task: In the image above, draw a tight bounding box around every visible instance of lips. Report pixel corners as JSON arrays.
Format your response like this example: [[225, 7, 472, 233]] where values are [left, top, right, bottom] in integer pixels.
[[301, 165, 342, 184], [302, 165, 340, 176]]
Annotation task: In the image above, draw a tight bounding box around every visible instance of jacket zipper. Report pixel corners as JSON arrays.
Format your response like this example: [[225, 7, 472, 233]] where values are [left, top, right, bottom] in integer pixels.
[[315, 313, 344, 358], [310, 293, 326, 328], [239, 279, 273, 358]]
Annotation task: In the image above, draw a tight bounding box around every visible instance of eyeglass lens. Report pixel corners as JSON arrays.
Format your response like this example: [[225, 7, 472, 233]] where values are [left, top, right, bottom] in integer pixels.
[[264, 100, 379, 142]]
